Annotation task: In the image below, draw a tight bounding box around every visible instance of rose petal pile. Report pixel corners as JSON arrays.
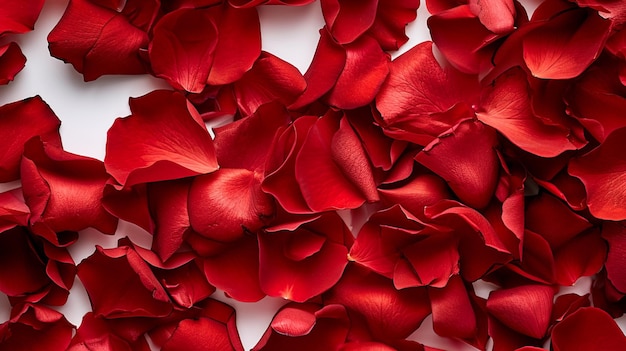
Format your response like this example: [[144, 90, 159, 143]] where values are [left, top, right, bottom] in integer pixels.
[[1, 0, 626, 349]]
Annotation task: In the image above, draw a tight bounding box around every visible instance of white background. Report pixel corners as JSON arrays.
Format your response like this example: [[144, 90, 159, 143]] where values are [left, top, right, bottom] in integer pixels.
[[0, 0, 618, 350]]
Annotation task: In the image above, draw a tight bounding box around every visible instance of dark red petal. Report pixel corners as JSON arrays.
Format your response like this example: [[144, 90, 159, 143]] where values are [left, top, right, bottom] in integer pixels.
[[487, 285, 554, 339], [102, 183, 154, 234], [259, 212, 351, 302], [522, 6, 610, 79], [324, 265, 431, 340], [148, 179, 193, 262], [569, 127, 626, 220], [321, 0, 378, 44], [189, 168, 274, 242], [105, 90, 218, 188], [149, 8, 216, 93], [48, 0, 148, 81], [468, 0, 515, 33], [601, 222, 626, 293], [295, 114, 379, 211], [0, 96, 61, 182], [21, 138, 118, 241], [202, 236, 265, 302], [252, 303, 350, 351], [552, 307, 626, 351], [0, 189, 29, 232], [429, 275, 477, 340], [415, 120, 499, 209], [68, 312, 153, 351], [78, 245, 172, 318], [554, 229, 606, 285], [0, 304, 74, 351], [0, 0, 44, 35], [207, 4, 261, 85], [0, 42, 26, 85], [477, 68, 583, 157], [525, 193, 591, 249], [214, 102, 291, 171], [0, 228, 49, 297], [379, 174, 451, 215], [234, 52, 306, 116], [291, 28, 346, 109], [396, 234, 459, 289], [326, 35, 389, 109]]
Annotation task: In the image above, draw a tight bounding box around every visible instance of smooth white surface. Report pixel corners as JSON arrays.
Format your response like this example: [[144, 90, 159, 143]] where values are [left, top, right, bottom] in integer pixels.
[[1, 0, 623, 350]]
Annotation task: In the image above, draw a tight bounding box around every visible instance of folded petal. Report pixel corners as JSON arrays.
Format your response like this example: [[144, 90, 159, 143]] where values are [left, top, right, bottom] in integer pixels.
[[0, 189, 29, 232], [0, 42, 26, 85], [415, 120, 499, 209], [0, 304, 74, 351], [48, 0, 149, 81], [429, 275, 478, 340], [552, 307, 626, 351], [569, 127, 626, 220], [234, 52, 306, 116], [105, 90, 218, 188], [0, 96, 61, 182], [21, 138, 118, 242], [367, 0, 420, 51], [487, 285, 554, 339], [321, 0, 378, 44]]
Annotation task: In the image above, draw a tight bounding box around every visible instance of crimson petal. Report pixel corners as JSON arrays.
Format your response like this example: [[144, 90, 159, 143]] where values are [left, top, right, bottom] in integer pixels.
[[0, 304, 74, 351], [0, 42, 26, 85], [0, 0, 44, 36], [552, 307, 626, 351]]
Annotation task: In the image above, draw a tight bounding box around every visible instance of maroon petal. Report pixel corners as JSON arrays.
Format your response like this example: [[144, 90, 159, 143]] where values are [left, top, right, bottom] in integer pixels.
[[105, 90, 218, 188], [21, 138, 118, 242], [0, 96, 61, 183], [552, 307, 626, 351], [149, 8, 217, 93], [48, 0, 149, 81], [189, 168, 274, 242], [0, 42, 26, 85], [415, 120, 499, 209], [0, 228, 49, 299], [67, 312, 152, 351], [487, 285, 554, 339], [569, 127, 626, 220]]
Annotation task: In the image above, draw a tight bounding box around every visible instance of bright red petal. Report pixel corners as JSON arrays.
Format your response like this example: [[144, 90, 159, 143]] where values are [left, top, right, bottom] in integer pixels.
[[0, 0, 44, 35], [0, 42, 26, 85], [321, 0, 378, 44], [105, 90, 218, 188], [552, 307, 626, 351]]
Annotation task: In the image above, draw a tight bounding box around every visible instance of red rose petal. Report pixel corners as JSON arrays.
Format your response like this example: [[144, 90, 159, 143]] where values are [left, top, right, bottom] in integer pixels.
[[415, 119, 499, 209], [0, 228, 49, 298], [21, 138, 118, 242], [321, 0, 378, 44], [295, 113, 379, 211], [105, 90, 218, 188], [0, 42, 26, 85], [0, 0, 44, 35], [522, 4, 610, 79], [0, 96, 61, 183], [234, 52, 306, 116], [476, 68, 583, 157], [326, 35, 389, 109], [569, 127, 626, 221], [552, 307, 626, 351], [149, 8, 217, 93], [0, 304, 74, 351], [367, 0, 420, 51], [189, 168, 274, 242], [601, 222, 626, 293], [78, 245, 172, 318], [468, 0, 516, 34], [487, 285, 554, 339], [396, 233, 459, 289], [0, 189, 29, 232], [67, 312, 152, 351], [429, 275, 477, 340], [554, 229, 606, 286], [48, 0, 149, 81], [324, 265, 431, 340]]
